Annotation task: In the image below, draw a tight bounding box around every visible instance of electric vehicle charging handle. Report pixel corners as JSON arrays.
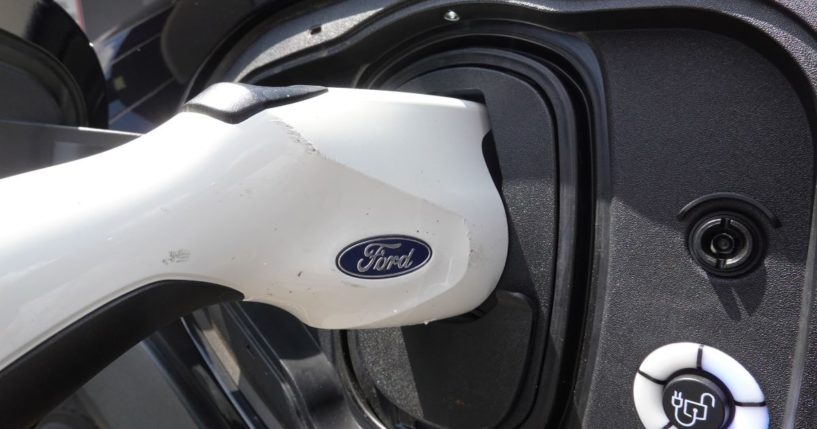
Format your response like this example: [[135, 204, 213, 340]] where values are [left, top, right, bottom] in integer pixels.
[[0, 84, 508, 426]]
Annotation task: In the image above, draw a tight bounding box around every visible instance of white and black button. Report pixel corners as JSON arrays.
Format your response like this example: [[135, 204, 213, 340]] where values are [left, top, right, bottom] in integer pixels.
[[633, 342, 768, 429], [662, 373, 731, 429]]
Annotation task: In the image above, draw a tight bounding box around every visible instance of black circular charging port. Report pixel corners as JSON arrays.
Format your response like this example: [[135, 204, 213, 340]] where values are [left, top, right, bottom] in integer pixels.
[[688, 212, 764, 277]]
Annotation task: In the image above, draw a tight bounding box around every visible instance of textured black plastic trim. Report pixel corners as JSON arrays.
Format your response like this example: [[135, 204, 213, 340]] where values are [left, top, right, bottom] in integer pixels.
[[678, 192, 782, 228], [0, 281, 243, 429], [182, 82, 326, 123]]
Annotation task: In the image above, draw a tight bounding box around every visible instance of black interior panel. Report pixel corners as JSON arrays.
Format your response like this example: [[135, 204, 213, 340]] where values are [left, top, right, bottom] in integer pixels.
[[582, 28, 813, 427], [351, 292, 535, 428]]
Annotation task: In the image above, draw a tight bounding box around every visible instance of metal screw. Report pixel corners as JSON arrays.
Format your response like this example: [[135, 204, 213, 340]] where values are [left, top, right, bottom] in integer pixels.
[[443, 10, 460, 22]]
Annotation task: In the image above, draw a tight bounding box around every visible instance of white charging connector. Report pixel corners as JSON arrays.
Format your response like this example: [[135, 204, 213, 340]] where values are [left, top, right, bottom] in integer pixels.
[[0, 85, 508, 373]]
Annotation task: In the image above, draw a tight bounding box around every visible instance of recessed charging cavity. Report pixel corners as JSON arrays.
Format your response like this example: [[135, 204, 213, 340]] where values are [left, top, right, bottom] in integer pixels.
[[348, 46, 584, 428]]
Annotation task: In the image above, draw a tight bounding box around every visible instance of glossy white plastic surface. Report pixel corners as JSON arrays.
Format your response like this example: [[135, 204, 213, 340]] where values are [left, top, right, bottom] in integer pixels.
[[727, 405, 769, 429], [633, 373, 670, 429], [639, 342, 699, 380], [701, 346, 765, 403], [0, 88, 508, 371]]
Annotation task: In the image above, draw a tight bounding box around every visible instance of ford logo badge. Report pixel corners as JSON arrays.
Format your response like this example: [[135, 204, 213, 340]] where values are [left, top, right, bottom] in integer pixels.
[[336, 235, 432, 279]]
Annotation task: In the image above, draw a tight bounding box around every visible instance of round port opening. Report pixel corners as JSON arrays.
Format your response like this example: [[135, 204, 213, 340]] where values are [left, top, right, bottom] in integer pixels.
[[688, 212, 764, 277]]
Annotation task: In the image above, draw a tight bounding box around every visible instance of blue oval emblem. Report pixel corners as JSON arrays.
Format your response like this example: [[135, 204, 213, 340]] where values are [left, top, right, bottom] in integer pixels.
[[336, 235, 432, 279]]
